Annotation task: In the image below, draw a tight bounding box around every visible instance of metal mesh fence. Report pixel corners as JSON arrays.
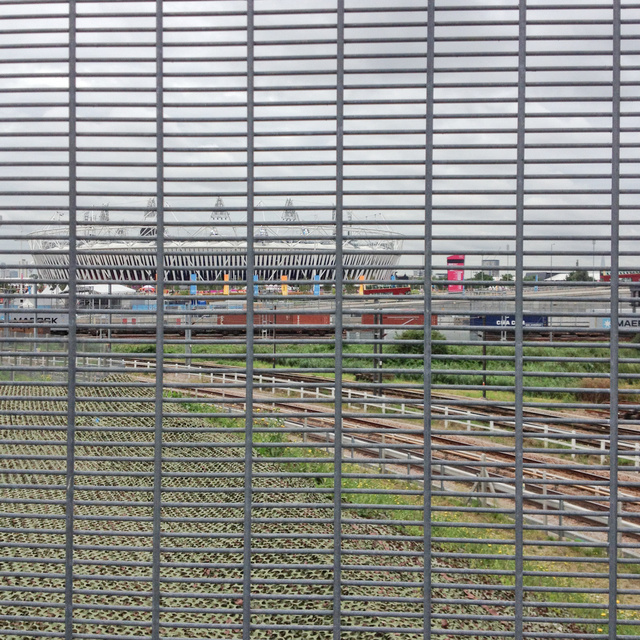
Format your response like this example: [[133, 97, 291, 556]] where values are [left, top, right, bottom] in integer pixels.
[[0, 0, 637, 638]]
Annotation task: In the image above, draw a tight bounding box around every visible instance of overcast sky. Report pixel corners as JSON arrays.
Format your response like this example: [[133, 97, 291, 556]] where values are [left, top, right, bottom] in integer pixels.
[[0, 0, 635, 276]]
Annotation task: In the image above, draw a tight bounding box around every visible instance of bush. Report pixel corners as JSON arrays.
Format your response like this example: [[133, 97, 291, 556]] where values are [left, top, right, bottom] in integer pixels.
[[576, 377, 610, 404], [387, 329, 448, 356], [113, 343, 156, 353]]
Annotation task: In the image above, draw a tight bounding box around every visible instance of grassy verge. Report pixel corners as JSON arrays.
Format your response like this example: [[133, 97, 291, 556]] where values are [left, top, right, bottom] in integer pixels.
[[117, 338, 640, 404]]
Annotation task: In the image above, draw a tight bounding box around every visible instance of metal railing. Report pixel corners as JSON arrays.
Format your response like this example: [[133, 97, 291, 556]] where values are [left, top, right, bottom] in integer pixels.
[[0, 1, 637, 639]]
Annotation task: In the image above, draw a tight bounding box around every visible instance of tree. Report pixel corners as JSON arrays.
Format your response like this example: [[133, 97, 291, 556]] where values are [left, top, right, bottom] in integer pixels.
[[471, 271, 494, 288], [387, 329, 448, 357], [566, 270, 593, 282], [500, 273, 514, 282], [431, 272, 448, 291], [386, 329, 448, 381]]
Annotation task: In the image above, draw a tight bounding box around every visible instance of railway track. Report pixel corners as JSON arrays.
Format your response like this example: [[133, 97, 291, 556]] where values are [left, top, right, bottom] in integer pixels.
[[116, 355, 639, 442], [148, 378, 640, 549], [90, 344, 640, 550], [99, 355, 640, 542], [162, 377, 630, 491]]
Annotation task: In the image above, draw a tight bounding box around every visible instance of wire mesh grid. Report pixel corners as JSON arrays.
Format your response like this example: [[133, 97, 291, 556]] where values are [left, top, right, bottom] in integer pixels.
[[0, 0, 637, 638]]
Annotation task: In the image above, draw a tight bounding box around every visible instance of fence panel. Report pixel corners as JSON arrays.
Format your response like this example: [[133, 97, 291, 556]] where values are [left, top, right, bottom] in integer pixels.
[[0, 1, 636, 639]]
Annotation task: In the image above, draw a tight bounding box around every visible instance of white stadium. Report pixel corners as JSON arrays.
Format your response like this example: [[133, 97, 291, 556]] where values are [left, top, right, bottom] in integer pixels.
[[29, 201, 403, 284]]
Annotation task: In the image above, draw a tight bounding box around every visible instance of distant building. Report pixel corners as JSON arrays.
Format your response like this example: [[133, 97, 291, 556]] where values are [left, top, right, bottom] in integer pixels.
[[31, 216, 403, 284], [525, 271, 552, 281], [481, 259, 500, 278]]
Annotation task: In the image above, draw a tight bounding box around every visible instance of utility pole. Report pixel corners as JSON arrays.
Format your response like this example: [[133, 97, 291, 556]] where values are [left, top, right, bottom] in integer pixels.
[[482, 316, 487, 399]]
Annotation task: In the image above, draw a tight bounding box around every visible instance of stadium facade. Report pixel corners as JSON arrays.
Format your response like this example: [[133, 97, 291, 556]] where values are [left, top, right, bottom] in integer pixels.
[[29, 203, 402, 284]]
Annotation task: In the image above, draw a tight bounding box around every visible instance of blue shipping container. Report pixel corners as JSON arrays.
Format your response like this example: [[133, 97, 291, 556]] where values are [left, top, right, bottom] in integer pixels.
[[470, 314, 548, 328]]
